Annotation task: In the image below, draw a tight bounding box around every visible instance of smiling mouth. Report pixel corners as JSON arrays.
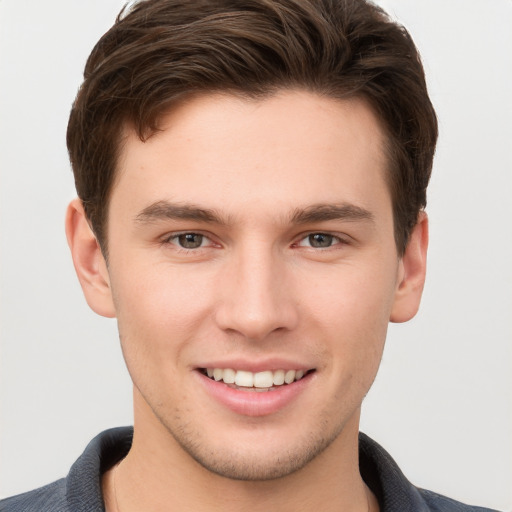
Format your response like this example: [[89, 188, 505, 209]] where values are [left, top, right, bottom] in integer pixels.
[[199, 368, 314, 392]]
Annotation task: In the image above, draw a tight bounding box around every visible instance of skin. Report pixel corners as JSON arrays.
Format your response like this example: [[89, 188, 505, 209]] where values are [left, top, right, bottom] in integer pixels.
[[66, 90, 428, 512]]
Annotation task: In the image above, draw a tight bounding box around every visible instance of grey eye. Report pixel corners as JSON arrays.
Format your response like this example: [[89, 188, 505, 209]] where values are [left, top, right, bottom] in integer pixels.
[[308, 233, 334, 248], [177, 233, 204, 248]]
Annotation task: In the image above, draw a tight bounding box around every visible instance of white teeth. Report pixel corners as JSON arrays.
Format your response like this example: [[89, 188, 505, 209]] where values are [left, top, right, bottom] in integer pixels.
[[284, 370, 296, 384], [273, 369, 285, 385], [223, 368, 236, 384], [204, 367, 309, 387], [254, 371, 273, 388], [235, 370, 254, 387]]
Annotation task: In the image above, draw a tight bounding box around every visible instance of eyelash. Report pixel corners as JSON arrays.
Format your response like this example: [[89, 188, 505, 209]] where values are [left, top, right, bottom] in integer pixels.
[[294, 232, 350, 249], [161, 231, 349, 251], [161, 232, 216, 251]]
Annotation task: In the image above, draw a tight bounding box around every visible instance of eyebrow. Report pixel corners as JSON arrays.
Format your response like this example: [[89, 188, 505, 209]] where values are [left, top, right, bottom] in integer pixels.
[[135, 201, 228, 225], [290, 203, 374, 224], [135, 200, 374, 226]]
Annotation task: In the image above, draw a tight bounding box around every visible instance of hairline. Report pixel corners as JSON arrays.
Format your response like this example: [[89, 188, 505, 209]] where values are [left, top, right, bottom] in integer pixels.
[[96, 86, 405, 262]]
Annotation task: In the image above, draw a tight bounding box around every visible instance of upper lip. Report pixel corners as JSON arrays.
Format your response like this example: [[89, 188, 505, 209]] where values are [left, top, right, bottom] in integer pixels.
[[194, 358, 315, 373]]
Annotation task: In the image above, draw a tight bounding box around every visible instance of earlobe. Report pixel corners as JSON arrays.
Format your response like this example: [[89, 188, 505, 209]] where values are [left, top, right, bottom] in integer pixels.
[[390, 212, 429, 323], [65, 198, 116, 318]]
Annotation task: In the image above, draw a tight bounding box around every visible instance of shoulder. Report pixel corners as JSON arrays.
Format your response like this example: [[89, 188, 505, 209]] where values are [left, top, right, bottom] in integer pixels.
[[358, 433, 500, 512], [418, 489, 500, 512], [0, 427, 133, 512], [0, 479, 67, 512]]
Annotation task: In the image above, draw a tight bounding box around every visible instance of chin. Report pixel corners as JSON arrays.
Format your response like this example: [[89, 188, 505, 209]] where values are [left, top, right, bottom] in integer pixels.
[[178, 438, 335, 481], [159, 408, 348, 481]]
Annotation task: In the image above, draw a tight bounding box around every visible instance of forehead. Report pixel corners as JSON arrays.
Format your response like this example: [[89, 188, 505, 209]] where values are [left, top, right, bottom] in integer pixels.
[[112, 90, 390, 224]]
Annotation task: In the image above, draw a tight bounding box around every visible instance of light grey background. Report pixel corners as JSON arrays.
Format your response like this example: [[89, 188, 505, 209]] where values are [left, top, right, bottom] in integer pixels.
[[0, 1, 510, 509]]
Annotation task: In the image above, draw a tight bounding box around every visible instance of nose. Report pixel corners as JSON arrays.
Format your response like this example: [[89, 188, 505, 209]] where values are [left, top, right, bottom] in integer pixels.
[[214, 244, 299, 341]]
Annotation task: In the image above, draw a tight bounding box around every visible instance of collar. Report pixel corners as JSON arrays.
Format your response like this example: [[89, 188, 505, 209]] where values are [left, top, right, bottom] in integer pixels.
[[64, 427, 438, 512]]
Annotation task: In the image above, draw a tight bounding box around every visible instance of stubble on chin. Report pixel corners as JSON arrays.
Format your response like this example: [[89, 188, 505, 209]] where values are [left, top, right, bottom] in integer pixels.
[[155, 405, 346, 482]]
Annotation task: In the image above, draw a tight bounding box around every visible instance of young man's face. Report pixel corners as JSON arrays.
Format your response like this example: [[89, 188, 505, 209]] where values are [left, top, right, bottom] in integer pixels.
[[75, 90, 425, 480]]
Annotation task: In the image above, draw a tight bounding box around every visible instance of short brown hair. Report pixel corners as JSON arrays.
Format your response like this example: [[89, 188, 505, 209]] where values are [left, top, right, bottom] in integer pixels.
[[67, 0, 437, 255]]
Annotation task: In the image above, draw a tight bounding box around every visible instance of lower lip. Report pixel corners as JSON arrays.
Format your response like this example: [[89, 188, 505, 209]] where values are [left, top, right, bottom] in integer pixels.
[[196, 371, 314, 417]]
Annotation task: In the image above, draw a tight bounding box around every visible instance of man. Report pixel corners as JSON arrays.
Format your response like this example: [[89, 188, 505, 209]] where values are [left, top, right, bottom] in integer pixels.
[[0, 0, 502, 511]]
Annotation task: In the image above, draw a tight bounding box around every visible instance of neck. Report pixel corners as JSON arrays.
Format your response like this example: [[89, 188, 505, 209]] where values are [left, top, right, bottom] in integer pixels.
[[103, 398, 377, 512]]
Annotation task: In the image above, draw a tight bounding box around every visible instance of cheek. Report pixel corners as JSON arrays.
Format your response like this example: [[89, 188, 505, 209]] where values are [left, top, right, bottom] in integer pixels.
[[109, 264, 213, 374], [303, 261, 397, 378], [305, 260, 398, 327], [113, 258, 212, 325]]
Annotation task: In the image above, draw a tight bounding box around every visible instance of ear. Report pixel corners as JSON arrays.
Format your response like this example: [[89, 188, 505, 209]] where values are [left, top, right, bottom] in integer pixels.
[[65, 198, 116, 318], [390, 211, 429, 323]]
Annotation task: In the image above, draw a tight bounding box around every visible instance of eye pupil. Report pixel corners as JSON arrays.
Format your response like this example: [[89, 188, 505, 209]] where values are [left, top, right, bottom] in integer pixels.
[[178, 233, 203, 248], [309, 233, 333, 248]]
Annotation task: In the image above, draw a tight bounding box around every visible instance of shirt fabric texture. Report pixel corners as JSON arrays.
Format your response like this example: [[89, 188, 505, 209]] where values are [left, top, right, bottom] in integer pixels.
[[0, 427, 499, 512]]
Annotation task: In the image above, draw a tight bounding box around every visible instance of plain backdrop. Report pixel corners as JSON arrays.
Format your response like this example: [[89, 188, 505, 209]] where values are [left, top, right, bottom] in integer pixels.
[[0, 1, 510, 509]]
